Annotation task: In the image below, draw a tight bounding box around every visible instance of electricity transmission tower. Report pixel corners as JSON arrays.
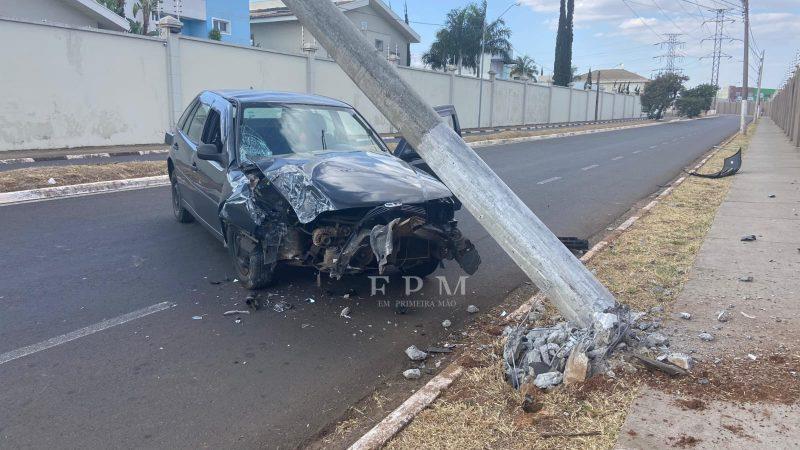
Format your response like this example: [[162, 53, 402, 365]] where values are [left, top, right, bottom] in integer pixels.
[[654, 33, 685, 75], [701, 9, 734, 88]]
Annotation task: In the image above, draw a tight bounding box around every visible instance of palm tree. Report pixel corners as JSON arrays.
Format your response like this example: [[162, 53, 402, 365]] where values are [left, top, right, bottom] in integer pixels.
[[509, 55, 538, 81], [131, 0, 161, 35], [422, 1, 511, 76]]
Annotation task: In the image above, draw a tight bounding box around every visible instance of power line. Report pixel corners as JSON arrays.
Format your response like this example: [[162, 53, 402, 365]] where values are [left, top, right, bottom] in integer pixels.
[[621, 0, 663, 40]]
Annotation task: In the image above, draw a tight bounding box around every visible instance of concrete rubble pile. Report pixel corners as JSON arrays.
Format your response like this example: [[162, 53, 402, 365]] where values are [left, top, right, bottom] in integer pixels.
[[503, 302, 693, 389]]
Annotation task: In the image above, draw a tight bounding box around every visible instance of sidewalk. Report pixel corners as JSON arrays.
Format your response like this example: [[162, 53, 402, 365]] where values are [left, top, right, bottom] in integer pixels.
[[616, 119, 800, 448]]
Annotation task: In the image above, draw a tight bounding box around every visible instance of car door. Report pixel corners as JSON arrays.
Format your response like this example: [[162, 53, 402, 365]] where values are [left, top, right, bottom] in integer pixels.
[[193, 105, 228, 238], [172, 100, 199, 209], [175, 100, 214, 227]]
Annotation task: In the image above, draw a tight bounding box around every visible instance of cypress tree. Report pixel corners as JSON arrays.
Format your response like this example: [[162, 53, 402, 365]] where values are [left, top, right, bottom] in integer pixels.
[[553, 0, 574, 86]]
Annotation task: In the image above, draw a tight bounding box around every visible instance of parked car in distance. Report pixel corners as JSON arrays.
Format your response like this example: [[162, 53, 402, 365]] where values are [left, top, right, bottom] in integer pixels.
[[166, 90, 480, 289]]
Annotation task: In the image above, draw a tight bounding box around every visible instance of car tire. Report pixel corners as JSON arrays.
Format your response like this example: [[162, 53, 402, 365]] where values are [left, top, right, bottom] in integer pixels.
[[170, 172, 194, 223], [401, 258, 440, 278], [226, 225, 275, 290]]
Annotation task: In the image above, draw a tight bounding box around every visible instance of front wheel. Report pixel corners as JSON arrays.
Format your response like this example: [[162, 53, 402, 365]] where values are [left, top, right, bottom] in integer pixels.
[[226, 225, 275, 290]]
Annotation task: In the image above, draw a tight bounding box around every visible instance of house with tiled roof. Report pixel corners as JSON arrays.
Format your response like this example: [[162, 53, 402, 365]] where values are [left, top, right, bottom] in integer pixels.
[[574, 68, 650, 93], [249, 0, 419, 65]]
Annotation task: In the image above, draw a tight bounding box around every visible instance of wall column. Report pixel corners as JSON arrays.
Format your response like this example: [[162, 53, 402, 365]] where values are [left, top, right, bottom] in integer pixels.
[[488, 70, 497, 127], [547, 85, 554, 123], [567, 87, 573, 123], [521, 77, 529, 125], [303, 42, 318, 94], [158, 16, 183, 128]]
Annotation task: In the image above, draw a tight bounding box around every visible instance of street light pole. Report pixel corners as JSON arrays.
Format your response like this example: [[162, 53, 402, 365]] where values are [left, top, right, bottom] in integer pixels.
[[740, 0, 749, 134], [477, 2, 519, 128]]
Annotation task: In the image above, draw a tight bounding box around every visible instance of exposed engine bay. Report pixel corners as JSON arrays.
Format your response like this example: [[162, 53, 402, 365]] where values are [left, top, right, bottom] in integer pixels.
[[220, 155, 481, 280]]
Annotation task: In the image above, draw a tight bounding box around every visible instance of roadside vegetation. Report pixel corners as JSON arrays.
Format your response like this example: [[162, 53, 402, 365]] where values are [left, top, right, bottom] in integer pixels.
[[385, 126, 755, 449], [0, 161, 165, 193]]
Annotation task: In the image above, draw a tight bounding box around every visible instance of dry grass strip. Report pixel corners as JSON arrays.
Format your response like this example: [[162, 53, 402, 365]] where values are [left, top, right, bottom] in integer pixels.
[[0, 162, 166, 193], [386, 125, 754, 450]]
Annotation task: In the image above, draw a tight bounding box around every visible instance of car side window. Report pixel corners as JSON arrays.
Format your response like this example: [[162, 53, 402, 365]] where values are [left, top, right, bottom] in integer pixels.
[[202, 109, 222, 150], [178, 100, 198, 132], [186, 103, 211, 144]]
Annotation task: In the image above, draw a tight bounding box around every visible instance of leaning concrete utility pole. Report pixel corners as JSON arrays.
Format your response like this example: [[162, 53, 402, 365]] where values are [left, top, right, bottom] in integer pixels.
[[740, 0, 749, 134], [754, 50, 765, 121], [282, 0, 617, 327]]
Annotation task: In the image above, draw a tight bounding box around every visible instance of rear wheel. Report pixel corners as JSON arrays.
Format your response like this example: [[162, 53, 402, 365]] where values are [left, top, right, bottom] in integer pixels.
[[401, 258, 441, 278], [170, 172, 194, 223], [226, 225, 275, 290]]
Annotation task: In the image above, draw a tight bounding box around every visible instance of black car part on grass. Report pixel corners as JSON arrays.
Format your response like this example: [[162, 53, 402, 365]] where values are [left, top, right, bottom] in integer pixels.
[[688, 147, 742, 179]]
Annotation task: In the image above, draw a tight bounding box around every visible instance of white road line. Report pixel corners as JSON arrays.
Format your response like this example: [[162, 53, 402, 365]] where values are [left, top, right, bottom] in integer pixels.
[[581, 164, 599, 171], [537, 176, 562, 185], [612, 156, 624, 161], [0, 301, 175, 366], [632, 150, 642, 154]]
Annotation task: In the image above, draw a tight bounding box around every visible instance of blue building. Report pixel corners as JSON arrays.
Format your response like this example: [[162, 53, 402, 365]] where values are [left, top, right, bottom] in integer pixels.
[[125, 0, 251, 45]]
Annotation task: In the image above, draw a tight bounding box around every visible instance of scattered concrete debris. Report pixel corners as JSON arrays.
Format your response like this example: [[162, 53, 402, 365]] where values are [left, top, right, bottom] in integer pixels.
[[563, 349, 589, 384], [403, 368, 421, 379], [533, 372, 563, 388], [223, 310, 250, 316], [405, 345, 428, 361], [679, 312, 692, 320], [717, 310, 730, 322], [234, 318, 243, 324], [645, 332, 669, 348], [741, 311, 756, 319], [191, 316, 203, 320], [306, 297, 315, 303], [340, 306, 351, 319], [738, 276, 754, 282], [747, 353, 758, 361], [698, 332, 715, 342], [467, 305, 479, 314], [272, 301, 293, 313], [442, 319, 452, 328], [740, 234, 757, 241], [246, 293, 261, 310], [768, 194, 776, 198], [47, 178, 57, 185], [667, 353, 694, 371]]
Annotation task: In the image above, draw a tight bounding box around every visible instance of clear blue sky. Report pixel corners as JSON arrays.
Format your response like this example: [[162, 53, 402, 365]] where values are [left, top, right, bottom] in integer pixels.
[[389, 0, 800, 89]]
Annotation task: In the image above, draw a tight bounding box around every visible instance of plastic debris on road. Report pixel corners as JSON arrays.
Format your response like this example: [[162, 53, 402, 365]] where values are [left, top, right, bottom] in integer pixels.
[[223, 310, 250, 316]]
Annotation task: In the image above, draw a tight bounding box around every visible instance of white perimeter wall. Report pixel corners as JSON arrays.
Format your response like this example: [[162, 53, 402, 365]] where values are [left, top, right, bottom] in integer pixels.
[[0, 18, 643, 151]]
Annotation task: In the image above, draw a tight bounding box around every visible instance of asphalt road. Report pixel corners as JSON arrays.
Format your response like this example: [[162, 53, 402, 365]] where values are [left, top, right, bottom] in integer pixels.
[[0, 116, 740, 449]]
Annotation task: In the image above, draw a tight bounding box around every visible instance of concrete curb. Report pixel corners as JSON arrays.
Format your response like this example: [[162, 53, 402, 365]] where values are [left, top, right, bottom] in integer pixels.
[[348, 364, 464, 450], [0, 175, 169, 206], [469, 120, 663, 149], [347, 127, 740, 450], [0, 149, 168, 165]]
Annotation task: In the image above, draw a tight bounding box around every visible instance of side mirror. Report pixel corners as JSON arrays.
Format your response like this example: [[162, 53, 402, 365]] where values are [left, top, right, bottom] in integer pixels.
[[393, 139, 420, 162], [164, 131, 174, 146], [197, 143, 224, 162]]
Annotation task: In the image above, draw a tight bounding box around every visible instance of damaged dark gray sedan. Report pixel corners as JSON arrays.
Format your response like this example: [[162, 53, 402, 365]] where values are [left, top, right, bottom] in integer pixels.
[[166, 90, 480, 289]]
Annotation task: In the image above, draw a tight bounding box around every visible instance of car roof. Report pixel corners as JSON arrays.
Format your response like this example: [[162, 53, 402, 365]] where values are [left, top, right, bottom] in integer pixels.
[[210, 90, 351, 108]]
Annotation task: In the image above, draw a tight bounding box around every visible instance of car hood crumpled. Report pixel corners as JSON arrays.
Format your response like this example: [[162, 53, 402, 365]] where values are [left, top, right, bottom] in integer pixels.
[[250, 150, 453, 223]]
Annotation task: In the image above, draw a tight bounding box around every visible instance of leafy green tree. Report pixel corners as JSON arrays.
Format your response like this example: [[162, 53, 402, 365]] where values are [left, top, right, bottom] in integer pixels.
[[422, 1, 511, 76], [641, 73, 688, 119], [509, 55, 538, 81], [208, 28, 222, 41], [675, 84, 718, 117], [96, 0, 125, 16], [552, 0, 574, 86]]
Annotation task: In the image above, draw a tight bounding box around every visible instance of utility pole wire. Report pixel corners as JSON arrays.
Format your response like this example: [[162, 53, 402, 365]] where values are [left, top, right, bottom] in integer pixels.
[[621, 0, 663, 40]]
